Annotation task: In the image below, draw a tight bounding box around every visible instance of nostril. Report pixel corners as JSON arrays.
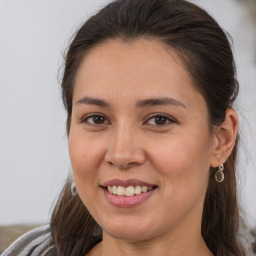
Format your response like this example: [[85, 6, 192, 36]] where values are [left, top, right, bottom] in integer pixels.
[[106, 159, 138, 169], [104, 144, 146, 168]]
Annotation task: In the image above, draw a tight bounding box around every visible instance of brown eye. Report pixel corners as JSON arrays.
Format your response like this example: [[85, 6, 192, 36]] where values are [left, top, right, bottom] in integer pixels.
[[146, 114, 175, 126], [92, 115, 106, 124], [155, 116, 167, 125], [84, 115, 108, 125]]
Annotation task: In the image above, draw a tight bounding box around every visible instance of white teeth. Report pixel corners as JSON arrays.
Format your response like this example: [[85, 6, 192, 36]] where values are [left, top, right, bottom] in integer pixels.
[[107, 185, 154, 196], [117, 186, 125, 196], [107, 186, 112, 193], [112, 185, 117, 195], [125, 186, 135, 197], [134, 185, 142, 195], [142, 186, 147, 193]]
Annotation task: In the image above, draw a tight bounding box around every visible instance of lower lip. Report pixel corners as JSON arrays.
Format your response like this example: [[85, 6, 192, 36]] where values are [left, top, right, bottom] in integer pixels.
[[102, 188, 157, 208]]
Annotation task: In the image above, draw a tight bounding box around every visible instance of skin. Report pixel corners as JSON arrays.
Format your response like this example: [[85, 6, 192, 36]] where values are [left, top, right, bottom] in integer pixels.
[[68, 38, 238, 256]]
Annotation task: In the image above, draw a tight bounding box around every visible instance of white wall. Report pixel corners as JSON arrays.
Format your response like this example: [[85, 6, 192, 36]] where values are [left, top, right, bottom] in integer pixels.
[[0, 0, 255, 228]]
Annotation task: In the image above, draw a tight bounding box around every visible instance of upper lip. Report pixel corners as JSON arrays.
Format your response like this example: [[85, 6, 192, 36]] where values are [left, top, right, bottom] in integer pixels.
[[101, 179, 157, 187]]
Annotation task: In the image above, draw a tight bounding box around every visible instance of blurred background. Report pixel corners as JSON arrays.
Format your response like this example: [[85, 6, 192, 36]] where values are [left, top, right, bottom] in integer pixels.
[[0, 0, 255, 252]]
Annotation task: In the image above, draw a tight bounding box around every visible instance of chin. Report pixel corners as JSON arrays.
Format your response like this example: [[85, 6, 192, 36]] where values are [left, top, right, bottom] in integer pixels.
[[105, 228, 153, 241], [101, 217, 158, 241]]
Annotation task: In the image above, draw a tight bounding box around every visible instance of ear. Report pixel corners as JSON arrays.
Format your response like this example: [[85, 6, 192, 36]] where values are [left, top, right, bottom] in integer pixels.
[[210, 108, 239, 168]]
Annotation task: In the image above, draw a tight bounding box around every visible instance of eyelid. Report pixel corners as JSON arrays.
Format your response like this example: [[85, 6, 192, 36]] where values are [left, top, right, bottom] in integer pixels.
[[80, 113, 110, 125], [144, 113, 177, 126], [80, 112, 176, 127]]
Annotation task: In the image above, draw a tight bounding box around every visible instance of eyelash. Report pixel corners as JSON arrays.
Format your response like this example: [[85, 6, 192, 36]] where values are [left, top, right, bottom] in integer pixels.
[[81, 113, 176, 128], [81, 113, 110, 126], [145, 114, 176, 127]]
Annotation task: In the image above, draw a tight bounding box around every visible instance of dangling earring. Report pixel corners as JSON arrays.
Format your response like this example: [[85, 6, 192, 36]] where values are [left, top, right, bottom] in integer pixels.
[[71, 182, 78, 196], [215, 164, 224, 182]]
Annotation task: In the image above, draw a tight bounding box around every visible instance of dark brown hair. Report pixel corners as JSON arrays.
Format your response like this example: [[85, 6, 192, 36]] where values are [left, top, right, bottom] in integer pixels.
[[51, 0, 245, 255]]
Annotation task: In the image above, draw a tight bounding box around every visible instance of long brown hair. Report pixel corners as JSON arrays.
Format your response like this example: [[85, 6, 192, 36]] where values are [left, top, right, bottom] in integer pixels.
[[51, 0, 245, 255]]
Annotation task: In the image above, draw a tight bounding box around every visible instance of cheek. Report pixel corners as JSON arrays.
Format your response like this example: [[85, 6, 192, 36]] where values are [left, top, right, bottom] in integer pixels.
[[149, 135, 212, 222], [150, 131, 212, 190], [68, 132, 105, 184], [68, 133, 106, 213]]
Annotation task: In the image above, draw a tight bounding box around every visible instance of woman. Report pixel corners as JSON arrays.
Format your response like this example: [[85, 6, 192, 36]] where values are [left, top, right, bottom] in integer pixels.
[[2, 0, 254, 255]]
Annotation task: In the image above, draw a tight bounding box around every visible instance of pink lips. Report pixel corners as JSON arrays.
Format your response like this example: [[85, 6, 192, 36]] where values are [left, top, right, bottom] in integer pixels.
[[101, 179, 158, 208]]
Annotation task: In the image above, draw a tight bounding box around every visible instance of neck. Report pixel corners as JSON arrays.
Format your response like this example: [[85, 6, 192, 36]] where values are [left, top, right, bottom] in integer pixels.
[[99, 229, 213, 256]]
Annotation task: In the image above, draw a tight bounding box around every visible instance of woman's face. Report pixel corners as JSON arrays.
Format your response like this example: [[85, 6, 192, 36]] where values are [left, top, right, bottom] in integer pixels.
[[69, 39, 216, 241]]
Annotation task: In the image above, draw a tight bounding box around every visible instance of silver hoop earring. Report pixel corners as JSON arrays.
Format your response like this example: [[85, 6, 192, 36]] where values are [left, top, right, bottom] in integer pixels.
[[215, 164, 224, 183], [71, 182, 78, 196]]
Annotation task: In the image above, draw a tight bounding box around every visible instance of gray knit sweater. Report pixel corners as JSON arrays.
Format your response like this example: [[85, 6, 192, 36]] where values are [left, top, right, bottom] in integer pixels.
[[1, 225, 56, 256]]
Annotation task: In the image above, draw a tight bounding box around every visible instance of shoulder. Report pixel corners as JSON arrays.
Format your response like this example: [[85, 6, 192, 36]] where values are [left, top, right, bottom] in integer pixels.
[[1, 224, 57, 256]]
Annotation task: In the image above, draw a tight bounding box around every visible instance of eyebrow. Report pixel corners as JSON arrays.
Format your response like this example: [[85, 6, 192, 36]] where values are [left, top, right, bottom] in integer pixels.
[[136, 97, 187, 109], [75, 96, 186, 109], [75, 97, 110, 107]]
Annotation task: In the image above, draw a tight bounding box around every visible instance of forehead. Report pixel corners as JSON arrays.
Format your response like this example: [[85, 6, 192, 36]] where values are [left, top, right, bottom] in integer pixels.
[[73, 38, 206, 110]]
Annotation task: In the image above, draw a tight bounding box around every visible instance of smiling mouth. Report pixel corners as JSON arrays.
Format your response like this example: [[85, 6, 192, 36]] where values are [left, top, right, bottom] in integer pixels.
[[102, 185, 157, 197]]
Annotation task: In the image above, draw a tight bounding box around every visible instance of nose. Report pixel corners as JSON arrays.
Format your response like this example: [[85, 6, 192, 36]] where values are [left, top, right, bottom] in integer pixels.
[[104, 125, 146, 169]]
